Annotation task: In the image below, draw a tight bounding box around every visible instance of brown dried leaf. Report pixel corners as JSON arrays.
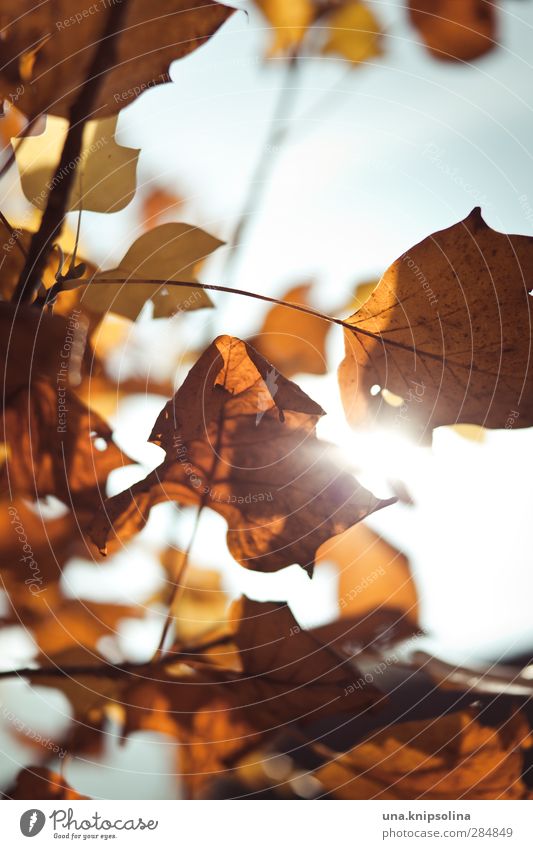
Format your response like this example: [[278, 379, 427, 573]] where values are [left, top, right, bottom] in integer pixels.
[[2, 378, 132, 513], [122, 597, 380, 794], [91, 335, 394, 574], [0, 1, 234, 119], [30, 597, 144, 658], [0, 499, 79, 585], [0, 303, 82, 400], [408, 1, 497, 62], [339, 209, 533, 436], [9, 767, 88, 800], [316, 710, 532, 799]]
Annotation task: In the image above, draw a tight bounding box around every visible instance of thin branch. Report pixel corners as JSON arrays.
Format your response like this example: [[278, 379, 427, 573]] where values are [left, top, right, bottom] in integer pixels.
[[0, 633, 232, 681], [224, 53, 300, 279], [151, 506, 204, 663], [89, 276, 451, 365], [12, 0, 129, 305], [287, 65, 354, 141]]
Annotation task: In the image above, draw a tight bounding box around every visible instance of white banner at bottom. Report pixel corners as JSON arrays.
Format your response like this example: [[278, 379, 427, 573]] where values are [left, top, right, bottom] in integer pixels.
[[2, 799, 533, 848]]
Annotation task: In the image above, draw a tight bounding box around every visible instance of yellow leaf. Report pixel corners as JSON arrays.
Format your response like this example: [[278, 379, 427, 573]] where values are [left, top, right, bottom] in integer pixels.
[[317, 523, 418, 624], [13, 116, 139, 213], [83, 223, 222, 320], [323, 2, 382, 64], [256, 0, 315, 55]]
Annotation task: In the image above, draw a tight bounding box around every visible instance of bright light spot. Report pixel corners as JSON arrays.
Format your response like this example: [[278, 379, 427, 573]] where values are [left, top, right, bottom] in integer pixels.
[[382, 388, 405, 407], [370, 383, 381, 396]]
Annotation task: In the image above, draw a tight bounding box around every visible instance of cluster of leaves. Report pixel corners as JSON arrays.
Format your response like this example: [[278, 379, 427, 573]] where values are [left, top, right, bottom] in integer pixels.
[[0, 0, 532, 801]]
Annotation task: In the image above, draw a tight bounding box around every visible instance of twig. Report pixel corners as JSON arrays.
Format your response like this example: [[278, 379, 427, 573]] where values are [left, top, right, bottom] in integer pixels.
[[12, 0, 129, 305], [224, 52, 300, 279], [0, 633, 232, 681], [287, 65, 354, 141], [151, 506, 204, 662], [89, 276, 452, 365]]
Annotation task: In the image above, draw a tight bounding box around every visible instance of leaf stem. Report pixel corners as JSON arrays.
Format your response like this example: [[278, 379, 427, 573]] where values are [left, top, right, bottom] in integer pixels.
[[151, 505, 204, 663], [224, 52, 300, 279], [12, 0, 129, 306], [89, 275, 446, 362]]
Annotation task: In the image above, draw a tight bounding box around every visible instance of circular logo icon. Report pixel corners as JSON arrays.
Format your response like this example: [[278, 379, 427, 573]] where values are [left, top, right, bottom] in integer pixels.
[[20, 810, 46, 837]]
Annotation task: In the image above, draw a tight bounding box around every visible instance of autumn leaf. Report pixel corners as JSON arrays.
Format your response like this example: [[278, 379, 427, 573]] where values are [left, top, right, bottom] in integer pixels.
[[317, 523, 419, 624], [90, 335, 395, 573], [256, 0, 382, 62], [9, 767, 88, 800], [13, 116, 139, 213], [315, 710, 532, 799], [140, 186, 186, 231], [0, 499, 79, 585], [81, 223, 222, 320], [0, 103, 25, 152], [30, 598, 144, 658], [2, 378, 132, 513], [339, 208, 533, 436], [408, 0, 497, 62], [0, 303, 85, 400], [250, 282, 331, 376], [120, 596, 381, 795], [312, 607, 420, 658], [0, 0, 235, 119], [322, 2, 382, 64], [256, 0, 315, 55]]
